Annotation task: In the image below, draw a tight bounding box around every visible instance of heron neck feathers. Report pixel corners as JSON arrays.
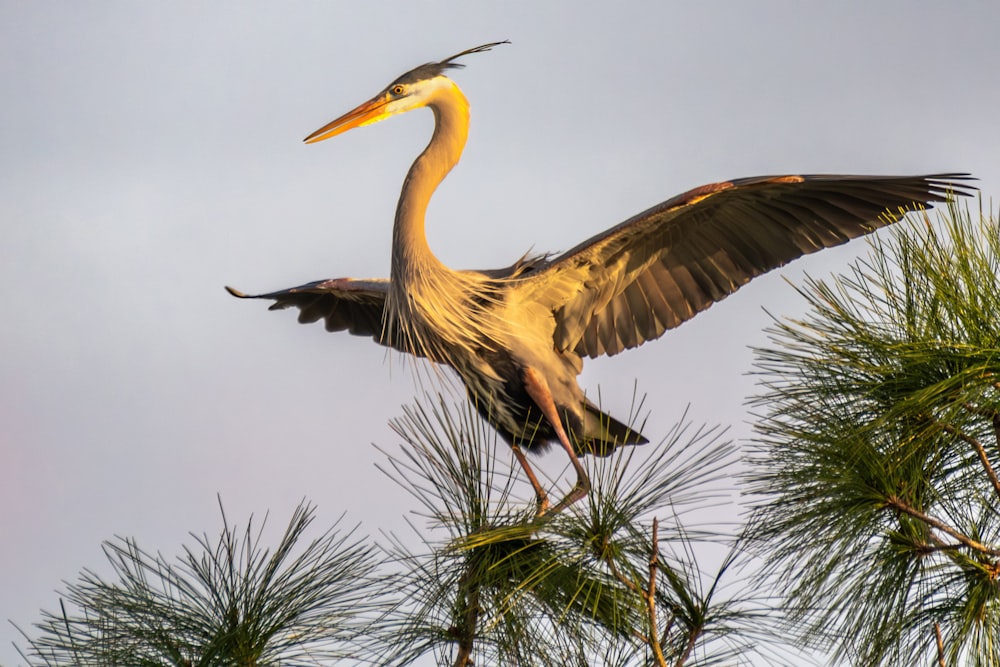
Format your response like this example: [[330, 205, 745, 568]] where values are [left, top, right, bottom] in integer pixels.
[[384, 81, 510, 362], [391, 80, 469, 277]]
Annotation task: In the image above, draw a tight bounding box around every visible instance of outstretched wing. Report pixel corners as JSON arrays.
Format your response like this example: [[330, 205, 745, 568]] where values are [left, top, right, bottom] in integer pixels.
[[225, 278, 402, 350], [516, 173, 975, 359], [226, 255, 547, 355]]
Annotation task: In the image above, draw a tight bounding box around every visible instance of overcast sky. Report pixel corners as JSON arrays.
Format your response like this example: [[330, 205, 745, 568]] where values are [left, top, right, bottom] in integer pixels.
[[2, 2, 999, 664]]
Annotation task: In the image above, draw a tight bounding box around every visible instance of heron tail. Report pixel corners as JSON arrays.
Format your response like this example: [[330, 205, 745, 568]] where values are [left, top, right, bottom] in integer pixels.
[[579, 403, 649, 457]]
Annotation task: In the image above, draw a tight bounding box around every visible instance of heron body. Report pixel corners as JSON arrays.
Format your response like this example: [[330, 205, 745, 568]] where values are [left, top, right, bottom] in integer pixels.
[[376, 71, 640, 459], [228, 42, 974, 513]]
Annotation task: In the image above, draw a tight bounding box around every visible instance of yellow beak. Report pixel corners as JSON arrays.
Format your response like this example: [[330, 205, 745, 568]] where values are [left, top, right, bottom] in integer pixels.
[[303, 94, 391, 144]]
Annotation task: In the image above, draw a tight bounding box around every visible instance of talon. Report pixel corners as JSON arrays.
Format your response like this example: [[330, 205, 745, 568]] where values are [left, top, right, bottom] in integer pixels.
[[534, 495, 551, 517], [545, 484, 590, 516]]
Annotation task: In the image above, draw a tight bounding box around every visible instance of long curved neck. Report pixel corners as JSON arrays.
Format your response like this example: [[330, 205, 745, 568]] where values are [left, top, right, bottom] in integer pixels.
[[384, 81, 496, 361], [391, 81, 470, 281]]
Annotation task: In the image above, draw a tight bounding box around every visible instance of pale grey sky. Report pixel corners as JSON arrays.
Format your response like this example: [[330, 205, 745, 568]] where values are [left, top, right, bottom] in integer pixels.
[[2, 2, 999, 664]]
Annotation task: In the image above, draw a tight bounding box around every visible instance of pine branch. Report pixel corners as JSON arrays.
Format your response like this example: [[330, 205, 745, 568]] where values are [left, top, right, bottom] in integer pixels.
[[883, 495, 1000, 557]]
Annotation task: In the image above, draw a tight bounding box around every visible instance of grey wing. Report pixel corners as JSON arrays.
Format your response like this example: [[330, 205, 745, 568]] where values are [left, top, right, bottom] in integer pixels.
[[225, 278, 407, 352], [519, 173, 976, 358]]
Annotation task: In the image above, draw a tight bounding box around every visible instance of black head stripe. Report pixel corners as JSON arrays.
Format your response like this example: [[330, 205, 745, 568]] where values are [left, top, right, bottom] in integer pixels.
[[391, 40, 510, 86]]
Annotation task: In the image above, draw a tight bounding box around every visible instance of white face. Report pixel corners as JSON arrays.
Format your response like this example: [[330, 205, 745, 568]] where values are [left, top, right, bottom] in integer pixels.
[[379, 76, 462, 120]]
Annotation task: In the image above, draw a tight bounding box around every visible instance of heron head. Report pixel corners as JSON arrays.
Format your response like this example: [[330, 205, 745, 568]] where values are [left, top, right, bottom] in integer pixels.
[[303, 41, 508, 144]]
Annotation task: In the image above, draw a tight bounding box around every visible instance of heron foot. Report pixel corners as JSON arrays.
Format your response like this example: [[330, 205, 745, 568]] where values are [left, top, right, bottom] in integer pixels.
[[544, 475, 591, 517]]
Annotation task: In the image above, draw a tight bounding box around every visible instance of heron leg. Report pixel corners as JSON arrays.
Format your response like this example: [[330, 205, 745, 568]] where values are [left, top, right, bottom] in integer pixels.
[[522, 367, 591, 515], [511, 445, 550, 515]]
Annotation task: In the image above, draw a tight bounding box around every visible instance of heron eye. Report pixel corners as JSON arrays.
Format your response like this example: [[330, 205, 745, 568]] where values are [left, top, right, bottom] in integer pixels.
[[391, 85, 405, 96]]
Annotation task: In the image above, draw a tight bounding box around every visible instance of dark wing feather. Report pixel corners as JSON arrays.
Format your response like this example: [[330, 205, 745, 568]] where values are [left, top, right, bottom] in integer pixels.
[[517, 173, 975, 359], [225, 254, 547, 355], [225, 278, 405, 350]]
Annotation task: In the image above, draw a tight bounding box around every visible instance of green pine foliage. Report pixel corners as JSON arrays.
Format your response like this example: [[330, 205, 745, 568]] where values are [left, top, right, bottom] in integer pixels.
[[748, 202, 1000, 666], [372, 395, 764, 666], [16, 501, 380, 666], [15, 394, 766, 667]]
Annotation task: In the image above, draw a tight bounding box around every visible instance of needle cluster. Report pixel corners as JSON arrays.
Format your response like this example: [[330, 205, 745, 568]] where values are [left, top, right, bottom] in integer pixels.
[[16, 501, 380, 666], [748, 202, 1000, 666]]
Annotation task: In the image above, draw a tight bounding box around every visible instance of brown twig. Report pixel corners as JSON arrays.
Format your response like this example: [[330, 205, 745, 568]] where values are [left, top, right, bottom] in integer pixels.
[[647, 518, 668, 667], [935, 622, 946, 667], [598, 523, 670, 666], [993, 412, 1000, 456], [600, 538, 640, 595], [912, 536, 965, 554], [452, 568, 481, 667], [940, 421, 1000, 504], [885, 496, 1000, 556], [961, 400, 997, 420], [673, 627, 700, 667], [660, 612, 676, 651], [596, 537, 655, 646]]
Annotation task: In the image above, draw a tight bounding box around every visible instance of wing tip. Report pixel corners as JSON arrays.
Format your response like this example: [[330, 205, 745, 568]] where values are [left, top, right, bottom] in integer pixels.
[[926, 172, 978, 198]]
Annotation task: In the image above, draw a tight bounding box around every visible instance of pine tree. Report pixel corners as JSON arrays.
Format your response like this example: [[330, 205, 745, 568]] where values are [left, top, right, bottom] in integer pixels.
[[748, 203, 1000, 666], [16, 202, 999, 666]]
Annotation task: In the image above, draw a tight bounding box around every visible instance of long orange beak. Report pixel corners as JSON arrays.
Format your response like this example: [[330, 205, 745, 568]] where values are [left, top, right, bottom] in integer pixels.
[[303, 94, 391, 144]]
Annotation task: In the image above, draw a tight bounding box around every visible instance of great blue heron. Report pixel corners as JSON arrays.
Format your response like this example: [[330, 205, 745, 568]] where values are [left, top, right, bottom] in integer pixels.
[[228, 42, 973, 514]]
